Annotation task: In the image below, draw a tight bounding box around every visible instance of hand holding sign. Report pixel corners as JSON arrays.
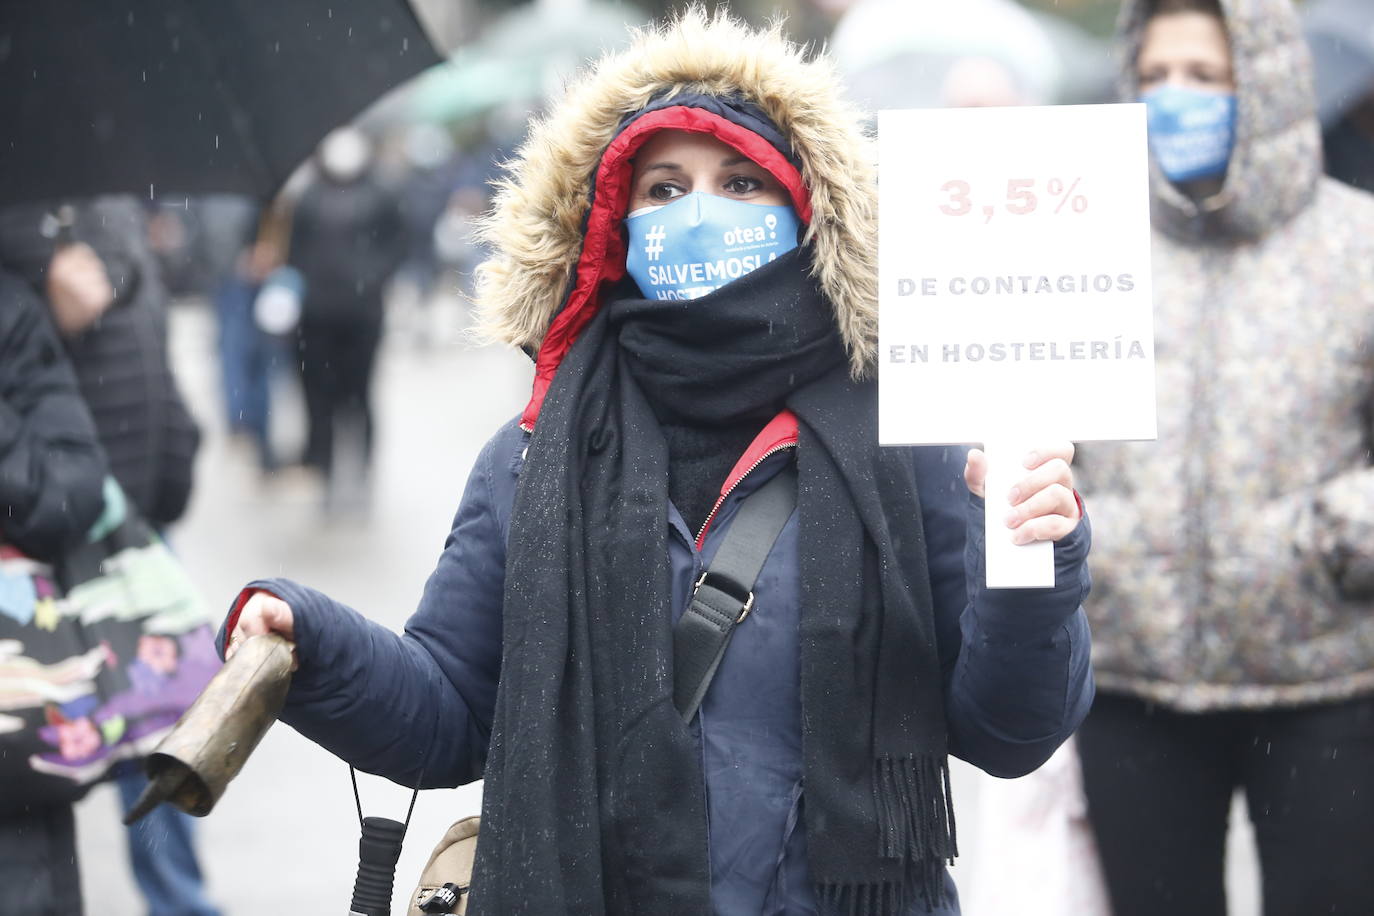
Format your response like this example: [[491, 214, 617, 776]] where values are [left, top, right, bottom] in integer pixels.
[[878, 104, 1156, 587], [964, 443, 1080, 544], [966, 440, 1082, 588]]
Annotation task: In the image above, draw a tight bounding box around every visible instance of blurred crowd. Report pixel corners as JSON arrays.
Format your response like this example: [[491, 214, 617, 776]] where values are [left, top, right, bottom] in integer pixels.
[[145, 121, 503, 507], [126, 0, 1374, 513]]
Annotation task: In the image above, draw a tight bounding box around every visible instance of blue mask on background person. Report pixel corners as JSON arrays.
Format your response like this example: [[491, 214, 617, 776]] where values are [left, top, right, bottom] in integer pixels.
[[625, 191, 800, 301], [1141, 85, 1238, 183]]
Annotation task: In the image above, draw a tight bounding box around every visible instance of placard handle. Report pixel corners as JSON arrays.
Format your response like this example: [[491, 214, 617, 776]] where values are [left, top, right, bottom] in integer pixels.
[[982, 441, 1055, 589]]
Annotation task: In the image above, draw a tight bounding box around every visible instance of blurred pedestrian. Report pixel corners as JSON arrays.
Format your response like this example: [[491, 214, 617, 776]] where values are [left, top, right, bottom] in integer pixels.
[[1075, 1, 1374, 914], [0, 199, 201, 528], [831, 0, 1063, 111], [287, 127, 407, 506], [1320, 91, 1374, 192], [221, 12, 1094, 914], [1303, 0, 1374, 192], [431, 184, 488, 305], [0, 269, 107, 916], [394, 123, 462, 332], [0, 197, 219, 916], [197, 194, 288, 471]]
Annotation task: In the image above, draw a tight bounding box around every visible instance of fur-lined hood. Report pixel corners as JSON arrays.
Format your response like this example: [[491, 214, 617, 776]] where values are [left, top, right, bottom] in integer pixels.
[[1117, 0, 1321, 240], [470, 9, 879, 425]]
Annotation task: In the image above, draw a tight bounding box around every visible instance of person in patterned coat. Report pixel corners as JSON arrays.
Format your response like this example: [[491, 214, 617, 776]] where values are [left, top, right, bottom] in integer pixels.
[[1075, 1, 1374, 913]]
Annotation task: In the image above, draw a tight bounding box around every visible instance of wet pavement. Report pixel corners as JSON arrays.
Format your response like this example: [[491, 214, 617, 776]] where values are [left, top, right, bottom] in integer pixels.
[[74, 296, 1259, 914]]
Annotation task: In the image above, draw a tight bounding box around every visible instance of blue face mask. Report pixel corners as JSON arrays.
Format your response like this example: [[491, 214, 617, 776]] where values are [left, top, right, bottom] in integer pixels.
[[1141, 85, 1238, 183], [624, 192, 800, 301]]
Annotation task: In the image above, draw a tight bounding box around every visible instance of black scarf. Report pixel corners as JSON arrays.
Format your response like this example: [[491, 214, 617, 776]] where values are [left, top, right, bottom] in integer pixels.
[[615, 251, 847, 534], [470, 251, 956, 915]]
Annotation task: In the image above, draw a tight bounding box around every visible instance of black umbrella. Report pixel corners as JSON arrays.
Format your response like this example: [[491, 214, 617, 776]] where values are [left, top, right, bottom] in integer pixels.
[[0, 0, 442, 205], [1304, 0, 1374, 128]]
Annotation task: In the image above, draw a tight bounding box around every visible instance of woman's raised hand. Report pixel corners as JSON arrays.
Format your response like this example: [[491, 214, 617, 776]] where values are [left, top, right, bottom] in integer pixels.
[[963, 443, 1081, 544]]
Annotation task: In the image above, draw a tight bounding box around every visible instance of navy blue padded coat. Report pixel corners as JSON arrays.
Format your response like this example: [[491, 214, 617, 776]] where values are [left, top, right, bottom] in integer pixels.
[[225, 415, 1094, 915]]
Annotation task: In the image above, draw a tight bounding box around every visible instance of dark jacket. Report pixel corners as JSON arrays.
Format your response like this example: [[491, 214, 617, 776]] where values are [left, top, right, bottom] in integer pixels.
[[0, 197, 201, 526], [287, 172, 407, 319], [0, 270, 106, 559], [227, 417, 1094, 914]]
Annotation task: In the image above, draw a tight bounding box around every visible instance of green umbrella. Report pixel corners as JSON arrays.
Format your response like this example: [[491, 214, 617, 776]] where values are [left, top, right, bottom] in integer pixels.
[[411, 0, 648, 124]]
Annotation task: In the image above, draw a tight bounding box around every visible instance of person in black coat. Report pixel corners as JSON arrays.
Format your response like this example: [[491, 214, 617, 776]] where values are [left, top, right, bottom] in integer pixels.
[[288, 127, 407, 495], [0, 197, 201, 528], [0, 268, 107, 916], [0, 198, 218, 915], [0, 270, 106, 560]]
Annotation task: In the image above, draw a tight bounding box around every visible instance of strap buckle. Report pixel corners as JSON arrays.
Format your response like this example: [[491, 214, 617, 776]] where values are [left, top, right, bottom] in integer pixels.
[[692, 571, 755, 624]]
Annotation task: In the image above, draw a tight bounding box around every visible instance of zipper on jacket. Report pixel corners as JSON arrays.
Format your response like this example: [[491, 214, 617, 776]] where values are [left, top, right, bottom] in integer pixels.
[[694, 442, 797, 550]]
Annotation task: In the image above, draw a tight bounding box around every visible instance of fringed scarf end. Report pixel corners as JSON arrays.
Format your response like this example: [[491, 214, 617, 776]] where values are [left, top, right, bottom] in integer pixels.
[[817, 879, 906, 916], [815, 861, 948, 916], [874, 754, 958, 864], [815, 756, 957, 914]]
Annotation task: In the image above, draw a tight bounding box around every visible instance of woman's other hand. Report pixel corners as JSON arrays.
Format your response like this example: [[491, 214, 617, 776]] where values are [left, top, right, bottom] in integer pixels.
[[225, 591, 298, 668], [964, 443, 1081, 544]]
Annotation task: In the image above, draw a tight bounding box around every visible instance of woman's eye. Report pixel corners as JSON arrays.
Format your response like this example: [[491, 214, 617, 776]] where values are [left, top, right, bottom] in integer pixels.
[[725, 175, 763, 195], [648, 182, 684, 202], [1132, 63, 1165, 86]]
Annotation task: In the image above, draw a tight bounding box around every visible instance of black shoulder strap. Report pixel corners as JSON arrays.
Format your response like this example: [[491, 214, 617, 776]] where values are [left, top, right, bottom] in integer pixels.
[[672, 464, 798, 722]]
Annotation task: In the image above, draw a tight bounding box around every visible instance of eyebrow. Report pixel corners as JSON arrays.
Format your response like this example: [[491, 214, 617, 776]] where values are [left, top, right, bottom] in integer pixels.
[[638, 155, 757, 174]]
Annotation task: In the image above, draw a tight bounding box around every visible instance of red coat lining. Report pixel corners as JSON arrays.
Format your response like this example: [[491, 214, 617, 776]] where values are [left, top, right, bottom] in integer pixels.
[[224, 587, 265, 642], [696, 409, 800, 548]]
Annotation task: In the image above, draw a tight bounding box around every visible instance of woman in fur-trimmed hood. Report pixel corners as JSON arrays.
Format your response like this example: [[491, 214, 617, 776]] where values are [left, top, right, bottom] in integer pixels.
[[219, 10, 1093, 915], [1074, 0, 1374, 913]]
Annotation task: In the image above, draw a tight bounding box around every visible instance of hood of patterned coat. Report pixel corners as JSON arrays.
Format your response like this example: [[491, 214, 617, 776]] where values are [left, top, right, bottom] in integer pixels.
[[467, 9, 878, 428], [1118, 0, 1321, 241]]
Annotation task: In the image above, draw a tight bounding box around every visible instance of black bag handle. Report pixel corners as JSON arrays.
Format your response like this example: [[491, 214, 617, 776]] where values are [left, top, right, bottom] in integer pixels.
[[672, 465, 797, 722]]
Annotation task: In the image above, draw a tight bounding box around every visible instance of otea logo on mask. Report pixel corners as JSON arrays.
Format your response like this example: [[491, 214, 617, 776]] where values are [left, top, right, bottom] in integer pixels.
[[722, 213, 780, 247]]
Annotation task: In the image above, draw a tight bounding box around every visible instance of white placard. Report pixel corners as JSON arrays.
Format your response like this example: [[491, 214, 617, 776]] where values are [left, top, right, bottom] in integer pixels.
[[877, 104, 1157, 586]]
